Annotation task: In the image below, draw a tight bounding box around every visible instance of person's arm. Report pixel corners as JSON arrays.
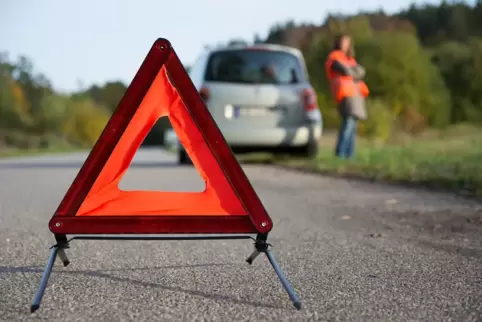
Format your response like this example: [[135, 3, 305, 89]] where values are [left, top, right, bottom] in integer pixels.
[[351, 64, 366, 80], [331, 60, 366, 80], [330, 60, 354, 76]]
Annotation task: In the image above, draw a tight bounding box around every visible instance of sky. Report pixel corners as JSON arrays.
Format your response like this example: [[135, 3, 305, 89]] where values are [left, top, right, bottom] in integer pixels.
[[1, 0, 443, 93]]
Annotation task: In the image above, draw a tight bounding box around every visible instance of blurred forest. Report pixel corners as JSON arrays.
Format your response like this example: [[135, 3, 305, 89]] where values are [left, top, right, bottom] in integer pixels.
[[1, 0, 482, 152]]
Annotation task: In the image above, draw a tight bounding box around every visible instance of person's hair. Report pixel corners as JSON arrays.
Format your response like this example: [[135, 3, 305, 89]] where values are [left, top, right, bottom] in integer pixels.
[[332, 33, 354, 57]]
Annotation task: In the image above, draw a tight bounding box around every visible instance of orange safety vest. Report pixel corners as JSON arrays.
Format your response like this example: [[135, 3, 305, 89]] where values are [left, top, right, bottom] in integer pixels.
[[325, 50, 369, 104]]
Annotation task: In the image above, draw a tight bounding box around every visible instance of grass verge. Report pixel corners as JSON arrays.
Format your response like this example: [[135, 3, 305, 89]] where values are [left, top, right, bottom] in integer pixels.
[[0, 146, 84, 159], [274, 124, 482, 198]]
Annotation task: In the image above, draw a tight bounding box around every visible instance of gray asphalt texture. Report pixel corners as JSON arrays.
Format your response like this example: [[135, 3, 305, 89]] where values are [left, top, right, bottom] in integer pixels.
[[0, 148, 481, 322]]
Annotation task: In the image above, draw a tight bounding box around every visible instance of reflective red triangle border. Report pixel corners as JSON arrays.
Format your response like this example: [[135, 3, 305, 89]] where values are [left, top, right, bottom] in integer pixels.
[[48, 38, 273, 235]]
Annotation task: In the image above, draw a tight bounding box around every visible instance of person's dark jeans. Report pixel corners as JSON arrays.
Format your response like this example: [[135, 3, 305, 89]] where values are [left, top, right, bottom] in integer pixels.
[[335, 115, 357, 159]]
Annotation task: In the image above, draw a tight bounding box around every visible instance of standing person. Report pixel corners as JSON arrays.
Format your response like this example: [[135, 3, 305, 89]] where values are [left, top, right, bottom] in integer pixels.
[[325, 34, 369, 159]]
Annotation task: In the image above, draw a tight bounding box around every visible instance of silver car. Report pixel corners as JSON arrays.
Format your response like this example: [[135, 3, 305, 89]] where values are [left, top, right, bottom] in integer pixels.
[[177, 43, 323, 164]]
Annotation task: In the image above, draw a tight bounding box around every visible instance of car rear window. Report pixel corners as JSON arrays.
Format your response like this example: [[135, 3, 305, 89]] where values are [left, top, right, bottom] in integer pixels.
[[204, 49, 304, 85]]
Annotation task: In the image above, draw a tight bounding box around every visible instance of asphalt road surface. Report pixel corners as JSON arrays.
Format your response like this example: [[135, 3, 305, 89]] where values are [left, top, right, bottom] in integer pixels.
[[0, 148, 481, 321]]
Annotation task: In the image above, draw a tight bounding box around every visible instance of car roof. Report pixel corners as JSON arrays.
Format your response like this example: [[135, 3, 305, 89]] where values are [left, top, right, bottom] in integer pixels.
[[206, 43, 304, 60]]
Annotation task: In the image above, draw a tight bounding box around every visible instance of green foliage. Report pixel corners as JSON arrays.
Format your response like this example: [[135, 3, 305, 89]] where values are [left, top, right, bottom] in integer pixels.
[[35, 93, 69, 133], [316, 94, 339, 129], [77, 81, 127, 113], [0, 53, 113, 151], [0, 77, 32, 129], [60, 99, 110, 147], [431, 39, 482, 123], [361, 30, 451, 128], [2, 1, 482, 153], [397, 1, 482, 45], [358, 98, 395, 141]]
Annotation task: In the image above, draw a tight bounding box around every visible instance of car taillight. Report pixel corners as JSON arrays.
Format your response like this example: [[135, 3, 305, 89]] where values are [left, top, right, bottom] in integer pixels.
[[199, 86, 210, 102], [302, 88, 318, 111]]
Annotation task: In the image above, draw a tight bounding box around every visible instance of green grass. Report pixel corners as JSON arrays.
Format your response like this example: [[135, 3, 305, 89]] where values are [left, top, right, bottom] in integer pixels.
[[275, 124, 482, 198]]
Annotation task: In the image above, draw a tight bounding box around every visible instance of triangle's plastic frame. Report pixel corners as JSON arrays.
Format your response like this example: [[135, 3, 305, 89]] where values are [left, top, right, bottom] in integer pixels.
[[48, 38, 273, 235]]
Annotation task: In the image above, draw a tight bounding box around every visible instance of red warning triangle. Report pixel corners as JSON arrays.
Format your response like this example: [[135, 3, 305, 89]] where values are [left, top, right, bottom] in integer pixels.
[[49, 38, 273, 235]]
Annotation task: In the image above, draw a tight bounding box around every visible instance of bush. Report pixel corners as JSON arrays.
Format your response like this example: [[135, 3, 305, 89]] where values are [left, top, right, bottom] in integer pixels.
[[2, 130, 33, 149], [398, 106, 427, 134], [61, 99, 110, 147], [317, 94, 339, 129], [358, 98, 395, 141]]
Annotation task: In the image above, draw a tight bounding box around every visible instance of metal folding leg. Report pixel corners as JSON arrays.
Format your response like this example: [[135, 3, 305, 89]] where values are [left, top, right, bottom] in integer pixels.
[[31, 247, 60, 313], [245, 234, 301, 310]]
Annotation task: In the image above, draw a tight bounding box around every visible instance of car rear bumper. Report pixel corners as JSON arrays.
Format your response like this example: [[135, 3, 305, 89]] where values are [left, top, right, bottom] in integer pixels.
[[223, 109, 323, 147], [222, 123, 322, 147], [171, 110, 323, 150]]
